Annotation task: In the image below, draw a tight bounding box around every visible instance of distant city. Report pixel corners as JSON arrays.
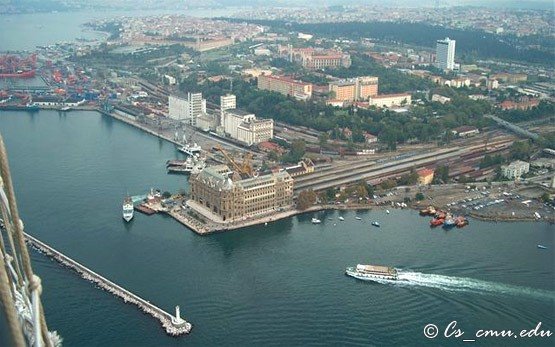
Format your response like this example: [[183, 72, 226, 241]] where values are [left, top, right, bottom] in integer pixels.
[[0, 2, 553, 346]]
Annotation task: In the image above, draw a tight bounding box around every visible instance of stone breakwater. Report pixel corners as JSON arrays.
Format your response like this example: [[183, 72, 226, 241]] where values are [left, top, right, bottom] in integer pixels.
[[24, 233, 192, 336]]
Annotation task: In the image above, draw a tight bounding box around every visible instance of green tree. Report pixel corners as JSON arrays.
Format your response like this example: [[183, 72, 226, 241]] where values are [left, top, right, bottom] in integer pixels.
[[415, 192, 425, 201]]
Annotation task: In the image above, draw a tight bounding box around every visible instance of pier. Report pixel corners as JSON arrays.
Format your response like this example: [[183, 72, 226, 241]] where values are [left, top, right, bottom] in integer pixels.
[[24, 233, 192, 336]]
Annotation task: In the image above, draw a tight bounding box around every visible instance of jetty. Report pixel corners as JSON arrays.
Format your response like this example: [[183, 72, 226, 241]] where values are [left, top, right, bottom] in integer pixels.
[[24, 232, 192, 336]]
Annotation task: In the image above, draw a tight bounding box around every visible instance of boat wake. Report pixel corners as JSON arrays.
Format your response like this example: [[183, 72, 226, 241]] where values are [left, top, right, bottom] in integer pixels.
[[377, 271, 554, 301]]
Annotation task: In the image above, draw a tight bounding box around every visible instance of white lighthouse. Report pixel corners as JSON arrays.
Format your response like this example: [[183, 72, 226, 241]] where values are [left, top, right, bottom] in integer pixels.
[[171, 305, 186, 327]]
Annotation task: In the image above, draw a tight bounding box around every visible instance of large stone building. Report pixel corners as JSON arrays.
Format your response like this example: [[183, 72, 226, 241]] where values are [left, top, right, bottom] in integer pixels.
[[189, 165, 294, 222], [257, 74, 312, 100], [279, 45, 351, 70], [221, 107, 273, 146], [168, 92, 206, 125], [329, 76, 378, 102]]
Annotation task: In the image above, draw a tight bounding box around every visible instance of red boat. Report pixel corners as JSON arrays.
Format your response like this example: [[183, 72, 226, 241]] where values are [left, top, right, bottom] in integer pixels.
[[430, 218, 444, 227], [0, 70, 35, 78]]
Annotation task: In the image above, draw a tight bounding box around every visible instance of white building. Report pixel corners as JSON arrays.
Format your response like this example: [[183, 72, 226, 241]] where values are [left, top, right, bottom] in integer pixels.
[[501, 160, 530, 180], [368, 93, 411, 108], [221, 108, 273, 146], [220, 94, 236, 111], [436, 37, 456, 71], [168, 92, 206, 125], [431, 94, 451, 104]]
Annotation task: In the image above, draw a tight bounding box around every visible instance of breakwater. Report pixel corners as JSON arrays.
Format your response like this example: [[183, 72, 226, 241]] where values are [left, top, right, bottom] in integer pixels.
[[24, 233, 192, 336]]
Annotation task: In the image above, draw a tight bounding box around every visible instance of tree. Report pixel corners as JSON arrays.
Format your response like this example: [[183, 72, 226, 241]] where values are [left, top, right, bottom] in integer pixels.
[[162, 191, 172, 199], [540, 192, 551, 203], [297, 190, 318, 210], [509, 141, 532, 161], [318, 133, 329, 147], [325, 188, 336, 201], [282, 139, 306, 163], [415, 192, 425, 201], [433, 165, 450, 184]]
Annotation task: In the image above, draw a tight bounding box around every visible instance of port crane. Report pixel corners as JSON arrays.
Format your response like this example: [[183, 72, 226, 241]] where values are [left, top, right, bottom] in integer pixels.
[[213, 145, 254, 177]]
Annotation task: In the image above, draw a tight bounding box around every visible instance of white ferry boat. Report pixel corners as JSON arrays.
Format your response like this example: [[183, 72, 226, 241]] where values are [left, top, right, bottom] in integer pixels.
[[167, 156, 205, 174], [178, 143, 202, 156], [345, 264, 398, 281], [122, 196, 134, 222]]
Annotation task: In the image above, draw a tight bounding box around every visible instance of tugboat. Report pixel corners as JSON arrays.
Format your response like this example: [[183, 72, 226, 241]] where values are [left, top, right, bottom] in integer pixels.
[[346, 264, 398, 281], [443, 214, 456, 228], [122, 196, 134, 222], [430, 218, 444, 227], [311, 217, 321, 224]]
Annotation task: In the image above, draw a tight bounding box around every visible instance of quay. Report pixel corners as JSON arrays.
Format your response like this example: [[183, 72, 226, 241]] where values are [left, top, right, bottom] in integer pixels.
[[24, 232, 192, 336]]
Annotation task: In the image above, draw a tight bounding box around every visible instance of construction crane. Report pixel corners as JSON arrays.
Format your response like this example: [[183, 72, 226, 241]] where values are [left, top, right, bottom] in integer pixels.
[[214, 145, 254, 177]]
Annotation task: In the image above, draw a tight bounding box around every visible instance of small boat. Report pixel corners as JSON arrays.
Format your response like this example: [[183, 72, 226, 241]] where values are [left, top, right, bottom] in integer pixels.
[[430, 218, 444, 227], [355, 216, 362, 221], [534, 212, 541, 219], [386, 210, 390, 214], [537, 245, 547, 249], [328, 218, 333, 221], [264, 222, 268, 226], [311, 217, 321, 224], [371, 221, 380, 227], [338, 216, 345, 221], [60, 106, 72, 112], [346, 264, 398, 281], [122, 196, 134, 222], [443, 215, 456, 228]]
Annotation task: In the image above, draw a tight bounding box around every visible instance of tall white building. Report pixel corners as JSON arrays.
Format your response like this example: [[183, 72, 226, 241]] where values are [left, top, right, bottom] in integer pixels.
[[168, 92, 206, 125], [436, 37, 456, 71], [221, 108, 273, 146], [220, 94, 236, 111]]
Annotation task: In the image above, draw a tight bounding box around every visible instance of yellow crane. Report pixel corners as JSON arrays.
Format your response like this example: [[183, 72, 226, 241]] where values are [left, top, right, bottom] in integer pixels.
[[214, 145, 254, 177]]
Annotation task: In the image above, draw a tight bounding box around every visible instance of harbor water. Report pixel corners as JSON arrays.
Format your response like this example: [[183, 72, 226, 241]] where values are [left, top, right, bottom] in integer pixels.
[[0, 110, 553, 346]]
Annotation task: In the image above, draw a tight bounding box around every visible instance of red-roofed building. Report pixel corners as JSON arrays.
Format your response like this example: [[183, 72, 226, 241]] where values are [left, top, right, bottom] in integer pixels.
[[257, 74, 312, 100], [417, 168, 435, 185]]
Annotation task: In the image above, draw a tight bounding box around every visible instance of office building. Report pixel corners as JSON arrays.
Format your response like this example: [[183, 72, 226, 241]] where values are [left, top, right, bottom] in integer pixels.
[[257, 74, 312, 100], [221, 108, 273, 146], [168, 92, 206, 125], [329, 76, 378, 102], [436, 37, 456, 71]]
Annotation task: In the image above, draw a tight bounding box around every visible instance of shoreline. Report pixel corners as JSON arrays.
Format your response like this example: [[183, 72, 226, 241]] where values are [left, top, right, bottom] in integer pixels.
[[3, 107, 552, 230]]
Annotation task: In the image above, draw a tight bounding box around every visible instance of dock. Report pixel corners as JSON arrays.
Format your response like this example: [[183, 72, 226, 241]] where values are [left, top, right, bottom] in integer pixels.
[[135, 204, 157, 215], [24, 232, 192, 336]]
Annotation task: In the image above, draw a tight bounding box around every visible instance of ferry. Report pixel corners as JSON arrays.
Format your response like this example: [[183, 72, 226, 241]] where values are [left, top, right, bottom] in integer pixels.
[[122, 196, 134, 222], [311, 217, 321, 224], [167, 156, 205, 175], [178, 143, 202, 156], [345, 264, 398, 281]]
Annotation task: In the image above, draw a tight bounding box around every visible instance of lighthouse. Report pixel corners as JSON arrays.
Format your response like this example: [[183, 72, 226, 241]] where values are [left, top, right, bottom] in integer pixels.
[[171, 305, 186, 327]]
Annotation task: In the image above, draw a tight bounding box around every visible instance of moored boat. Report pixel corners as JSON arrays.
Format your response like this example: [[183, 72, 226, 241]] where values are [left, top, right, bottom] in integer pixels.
[[311, 217, 321, 224], [338, 216, 345, 221], [345, 264, 398, 281], [178, 143, 202, 156], [371, 221, 380, 227], [430, 218, 444, 227], [355, 216, 362, 220]]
